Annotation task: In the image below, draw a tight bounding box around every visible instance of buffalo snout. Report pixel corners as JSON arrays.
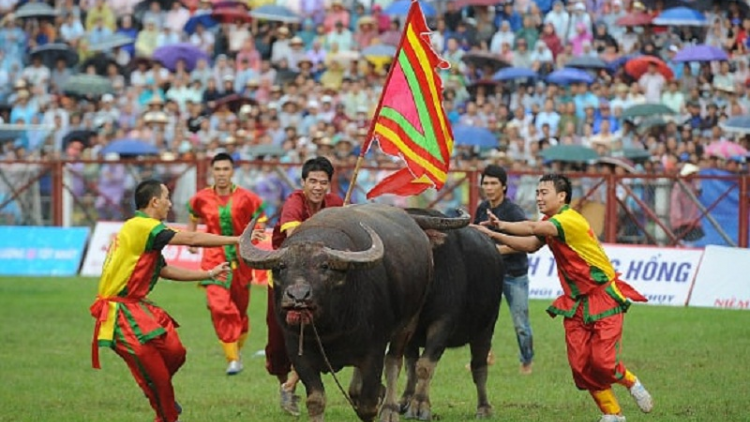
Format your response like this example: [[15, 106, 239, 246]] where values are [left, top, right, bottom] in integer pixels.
[[284, 283, 313, 306]]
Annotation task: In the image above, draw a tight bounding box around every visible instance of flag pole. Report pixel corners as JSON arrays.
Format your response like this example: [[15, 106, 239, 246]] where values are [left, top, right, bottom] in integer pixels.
[[343, 1, 419, 205]]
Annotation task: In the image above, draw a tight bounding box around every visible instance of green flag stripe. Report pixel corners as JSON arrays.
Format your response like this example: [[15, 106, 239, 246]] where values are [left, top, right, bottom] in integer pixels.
[[397, 53, 438, 149], [379, 107, 444, 163]]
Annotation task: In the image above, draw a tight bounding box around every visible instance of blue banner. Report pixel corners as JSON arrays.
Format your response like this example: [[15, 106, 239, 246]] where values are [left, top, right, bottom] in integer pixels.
[[696, 169, 747, 247], [0, 226, 90, 276]]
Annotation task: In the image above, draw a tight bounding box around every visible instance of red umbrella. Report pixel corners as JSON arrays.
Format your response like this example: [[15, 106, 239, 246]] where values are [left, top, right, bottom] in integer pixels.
[[625, 56, 674, 80], [615, 12, 653, 27], [211, 8, 252, 23], [212, 94, 258, 112]]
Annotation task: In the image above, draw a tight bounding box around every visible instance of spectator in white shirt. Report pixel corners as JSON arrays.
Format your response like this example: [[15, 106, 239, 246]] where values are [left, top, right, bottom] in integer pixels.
[[60, 13, 85, 46], [638, 63, 666, 103], [189, 23, 215, 54]]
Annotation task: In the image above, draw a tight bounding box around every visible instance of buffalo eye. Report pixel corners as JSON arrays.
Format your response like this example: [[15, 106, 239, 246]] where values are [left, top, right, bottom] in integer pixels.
[[276, 262, 287, 271], [320, 262, 330, 270]]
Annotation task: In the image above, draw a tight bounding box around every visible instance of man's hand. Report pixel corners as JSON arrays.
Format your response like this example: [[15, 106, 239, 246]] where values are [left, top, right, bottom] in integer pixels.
[[208, 262, 231, 281], [470, 223, 497, 239], [251, 228, 267, 243], [480, 210, 503, 230], [187, 246, 199, 254]]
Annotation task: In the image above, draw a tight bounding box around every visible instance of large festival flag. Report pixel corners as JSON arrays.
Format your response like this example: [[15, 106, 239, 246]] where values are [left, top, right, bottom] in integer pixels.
[[362, 0, 454, 200]]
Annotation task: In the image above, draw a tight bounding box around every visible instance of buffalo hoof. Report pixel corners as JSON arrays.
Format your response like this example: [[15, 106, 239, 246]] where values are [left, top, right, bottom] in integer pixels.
[[310, 415, 325, 422], [379, 403, 400, 422], [404, 398, 432, 421], [476, 404, 493, 419], [398, 395, 413, 414]]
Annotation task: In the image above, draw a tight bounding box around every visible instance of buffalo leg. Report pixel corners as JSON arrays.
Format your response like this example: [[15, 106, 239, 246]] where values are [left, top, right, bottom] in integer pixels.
[[355, 350, 387, 422], [399, 342, 419, 413], [469, 333, 493, 418], [405, 321, 451, 421], [349, 367, 363, 406], [294, 359, 327, 422]]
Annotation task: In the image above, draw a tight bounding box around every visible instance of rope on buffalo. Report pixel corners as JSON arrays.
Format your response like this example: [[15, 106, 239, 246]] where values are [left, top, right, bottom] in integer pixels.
[[303, 317, 358, 412]]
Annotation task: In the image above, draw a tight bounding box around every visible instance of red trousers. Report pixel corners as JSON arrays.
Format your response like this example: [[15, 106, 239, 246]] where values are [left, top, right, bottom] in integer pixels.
[[205, 268, 251, 343], [265, 285, 292, 378], [113, 310, 186, 422], [564, 305, 628, 391]]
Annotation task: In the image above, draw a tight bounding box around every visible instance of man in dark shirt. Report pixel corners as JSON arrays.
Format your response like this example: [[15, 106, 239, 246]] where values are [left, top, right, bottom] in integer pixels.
[[473, 165, 535, 374]]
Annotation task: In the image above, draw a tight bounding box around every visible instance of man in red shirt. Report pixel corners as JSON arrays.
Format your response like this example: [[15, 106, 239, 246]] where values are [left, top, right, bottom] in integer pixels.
[[267, 156, 344, 416], [186, 153, 267, 375]]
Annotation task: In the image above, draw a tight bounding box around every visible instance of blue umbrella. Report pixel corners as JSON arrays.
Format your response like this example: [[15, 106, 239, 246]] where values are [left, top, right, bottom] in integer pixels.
[[249, 5, 302, 23], [719, 116, 750, 135], [452, 125, 497, 148], [546, 67, 594, 85], [384, 0, 437, 17], [361, 44, 397, 58], [607, 53, 641, 73], [183, 14, 218, 35], [673, 45, 728, 62], [652, 7, 707, 26], [101, 139, 160, 156], [88, 33, 136, 52], [153, 43, 209, 72], [492, 67, 537, 81]]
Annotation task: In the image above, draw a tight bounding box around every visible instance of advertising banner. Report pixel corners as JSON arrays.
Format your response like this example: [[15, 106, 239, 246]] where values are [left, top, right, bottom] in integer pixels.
[[81, 222, 271, 285], [528, 244, 703, 306], [0, 226, 90, 276], [688, 245, 750, 310]]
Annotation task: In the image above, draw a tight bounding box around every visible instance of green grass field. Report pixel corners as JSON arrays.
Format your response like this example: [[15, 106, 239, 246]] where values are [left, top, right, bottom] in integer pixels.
[[0, 277, 749, 422]]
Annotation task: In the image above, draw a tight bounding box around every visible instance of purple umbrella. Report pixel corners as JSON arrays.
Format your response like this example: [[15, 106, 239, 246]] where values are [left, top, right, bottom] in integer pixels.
[[673, 45, 728, 62], [152, 43, 209, 72]]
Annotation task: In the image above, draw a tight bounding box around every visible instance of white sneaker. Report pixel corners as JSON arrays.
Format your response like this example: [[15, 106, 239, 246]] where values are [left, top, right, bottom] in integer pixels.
[[629, 378, 653, 413], [599, 415, 626, 422], [226, 360, 243, 375]]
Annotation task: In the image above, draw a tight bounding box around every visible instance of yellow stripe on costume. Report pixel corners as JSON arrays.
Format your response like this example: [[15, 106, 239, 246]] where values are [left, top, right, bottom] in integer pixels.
[[267, 270, 274, 288], [281, 221, 301, 233]]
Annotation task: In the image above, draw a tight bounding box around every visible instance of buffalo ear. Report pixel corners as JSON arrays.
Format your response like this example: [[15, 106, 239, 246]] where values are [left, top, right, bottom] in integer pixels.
[[424, 229, 448, 248]]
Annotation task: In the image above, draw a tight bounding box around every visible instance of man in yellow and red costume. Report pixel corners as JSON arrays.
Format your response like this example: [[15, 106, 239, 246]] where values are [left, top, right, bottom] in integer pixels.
[[472, 173, 654, 422]]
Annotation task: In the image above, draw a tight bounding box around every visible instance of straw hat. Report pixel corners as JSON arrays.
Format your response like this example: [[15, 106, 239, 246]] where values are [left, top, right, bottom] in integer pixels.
[[680, 163, 700, 177]]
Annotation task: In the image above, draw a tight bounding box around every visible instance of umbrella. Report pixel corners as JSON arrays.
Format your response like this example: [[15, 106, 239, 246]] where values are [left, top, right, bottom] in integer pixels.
[[619, 148, 652, 162], [183, 14, 218, 34], [673, 45, 728, 62], [461, 52, 509, 71], [153, 43, 209, 72], [492, 67, 537, 81], [212, 8, 253, 24], [63, 130, 97, 149], [598, 156, 638, 173], [29, 44, 78, 68], [637, 116, 668, 132], [546, 68, 594, 85], [622, 103, 677, 119], [61, 74, 114, 97], [705, 138, 748, 159], [452, 125, 497, 148], [566, 56, 609, 70], [101, 139, 160, 156], [88, 33, 136, 52], [249, 5, 301, 23], [624, 56, 673, 80], [607, 53, 641, 73], [719, 116, 750, 135], [246, 144, 286, 158], [539, 145, 599, 162], [361, 44, 397, 59], [384, 0, 437, 17], [652, 7, 708, 26], [212, 94, 258, 112], [80, 53, 122, 76], [14, 2, 57, 19], [615, 12, 653, 26]]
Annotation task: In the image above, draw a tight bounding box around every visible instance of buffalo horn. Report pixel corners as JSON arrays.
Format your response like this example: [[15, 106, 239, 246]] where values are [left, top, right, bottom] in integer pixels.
[[409, 208, 471, 230], [323, 223, 384, 270], [239, 214, 286, 269]]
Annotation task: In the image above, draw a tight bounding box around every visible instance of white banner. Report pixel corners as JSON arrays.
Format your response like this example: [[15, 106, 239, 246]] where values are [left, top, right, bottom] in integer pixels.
[[80, 221, 204, 277], [688, 245, 750, 310], [528, 244, 703, 306]]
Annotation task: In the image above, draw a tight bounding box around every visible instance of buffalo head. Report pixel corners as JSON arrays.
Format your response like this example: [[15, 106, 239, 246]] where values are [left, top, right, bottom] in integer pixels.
[[239, 217, 384, 325]]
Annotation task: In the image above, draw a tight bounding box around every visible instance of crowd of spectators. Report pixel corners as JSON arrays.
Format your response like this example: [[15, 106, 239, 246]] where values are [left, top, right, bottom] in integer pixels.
[[0, 0, 749, 232]]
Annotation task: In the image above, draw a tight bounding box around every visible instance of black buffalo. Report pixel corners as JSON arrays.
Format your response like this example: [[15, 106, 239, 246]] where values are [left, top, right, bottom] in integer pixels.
[[401, 208, 506, 420], [240, 203, 469, 422]]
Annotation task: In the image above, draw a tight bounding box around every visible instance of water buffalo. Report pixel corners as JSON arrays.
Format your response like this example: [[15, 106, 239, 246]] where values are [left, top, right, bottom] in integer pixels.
[[240, 203, 469, 422], [401, 208, 506, 420]]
